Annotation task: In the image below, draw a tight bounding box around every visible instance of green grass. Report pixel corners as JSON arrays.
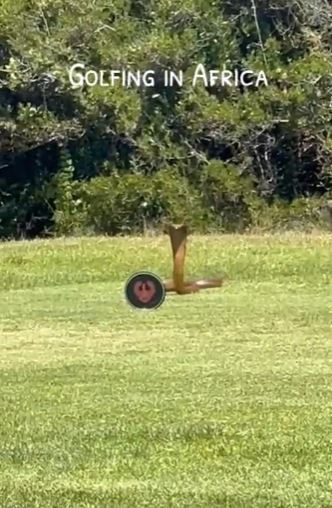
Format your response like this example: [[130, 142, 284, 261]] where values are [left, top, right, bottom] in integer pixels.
[[0, 233, 332, 507]]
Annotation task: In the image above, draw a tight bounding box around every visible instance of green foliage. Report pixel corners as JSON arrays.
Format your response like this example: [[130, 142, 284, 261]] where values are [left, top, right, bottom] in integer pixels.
[[200, 161, 258, 232], [0, 0, 332, 237], [66, 169, 207, 235], [251, 196, 331, 232], [51, 149, 85, 235]]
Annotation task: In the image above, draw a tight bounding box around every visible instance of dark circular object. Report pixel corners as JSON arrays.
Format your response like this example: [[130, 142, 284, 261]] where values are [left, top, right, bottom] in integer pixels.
[[124, 271, 166, 310]]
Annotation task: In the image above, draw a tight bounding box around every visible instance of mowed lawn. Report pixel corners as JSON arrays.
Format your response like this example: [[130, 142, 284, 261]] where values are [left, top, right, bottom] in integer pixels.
[[0, 233, 331, 508]]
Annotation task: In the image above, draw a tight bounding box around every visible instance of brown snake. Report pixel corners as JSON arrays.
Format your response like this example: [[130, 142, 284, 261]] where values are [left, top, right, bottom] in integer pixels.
[[163, 224, 225, 294]]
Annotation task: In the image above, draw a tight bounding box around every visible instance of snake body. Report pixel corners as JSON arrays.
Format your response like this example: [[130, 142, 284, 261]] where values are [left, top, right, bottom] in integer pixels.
[[163, 225, 225, 294]]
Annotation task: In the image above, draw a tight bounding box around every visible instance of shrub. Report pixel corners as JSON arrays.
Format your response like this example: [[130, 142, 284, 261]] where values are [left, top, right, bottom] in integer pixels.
[[199, 160, 258, 232], [60, 168, 207, 235], [251, 196, 330, 231], [52, 158, 332, 236]]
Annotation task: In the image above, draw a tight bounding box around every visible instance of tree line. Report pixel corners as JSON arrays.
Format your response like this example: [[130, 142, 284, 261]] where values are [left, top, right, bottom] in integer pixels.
[[0, 0, 331, 238]]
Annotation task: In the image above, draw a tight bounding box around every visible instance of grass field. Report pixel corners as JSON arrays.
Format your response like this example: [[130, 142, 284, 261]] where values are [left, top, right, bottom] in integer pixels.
[[0, 233, 331, 507]]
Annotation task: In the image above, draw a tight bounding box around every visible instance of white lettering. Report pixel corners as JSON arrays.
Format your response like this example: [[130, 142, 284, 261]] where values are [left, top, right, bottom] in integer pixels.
[[85, 70, 99, 86], [256, 71, 268, 87], [192, 64, 208, 86], [240, 71, 254, 86], [169, 70, 183, 86], [67, 65, 269, 89], [68, 63, 85, 88], [142, 70, 155, 87], [209, 70, 219, 86], [125, 71, 140, 87], [110, 70, 121, 86], [100, 70, 108, 87], [220, 70, 233, 86]]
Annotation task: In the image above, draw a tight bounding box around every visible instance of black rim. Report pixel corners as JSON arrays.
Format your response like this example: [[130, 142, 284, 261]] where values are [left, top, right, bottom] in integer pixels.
[[124, 271, 166, 310]]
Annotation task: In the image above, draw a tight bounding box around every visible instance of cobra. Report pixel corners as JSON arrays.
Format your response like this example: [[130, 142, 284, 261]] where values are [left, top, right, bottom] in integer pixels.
[[163, 224, 226, 294]]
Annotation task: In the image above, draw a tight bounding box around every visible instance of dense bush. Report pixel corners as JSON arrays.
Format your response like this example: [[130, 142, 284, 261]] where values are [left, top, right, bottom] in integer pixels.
[[51, 160, 330, 236], [55, 168, 208, 235], [0, 0, 331, 237]]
